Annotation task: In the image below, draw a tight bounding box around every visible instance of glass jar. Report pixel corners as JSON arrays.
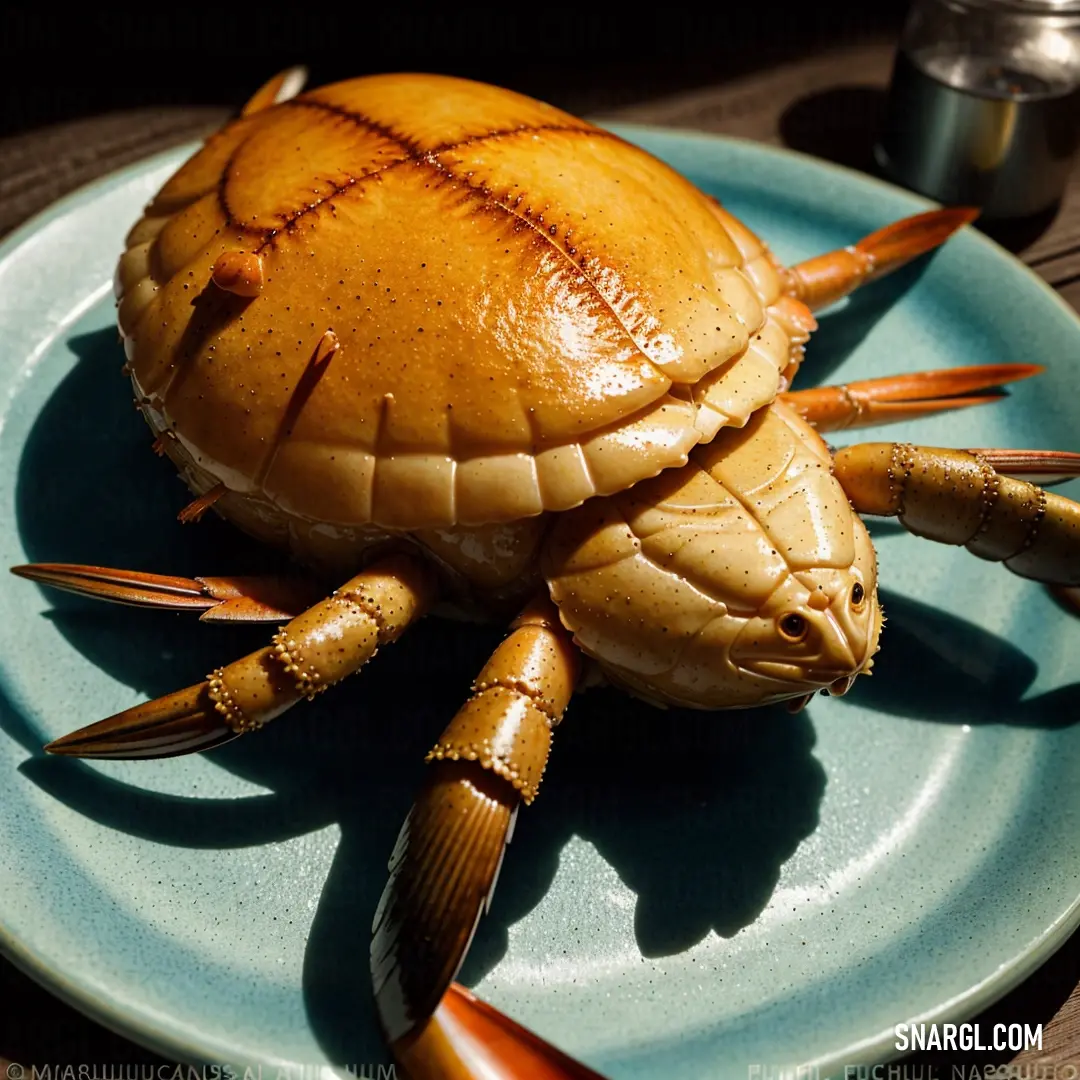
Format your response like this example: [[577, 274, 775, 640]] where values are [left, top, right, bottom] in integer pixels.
[[876, 0, 1080, 218]]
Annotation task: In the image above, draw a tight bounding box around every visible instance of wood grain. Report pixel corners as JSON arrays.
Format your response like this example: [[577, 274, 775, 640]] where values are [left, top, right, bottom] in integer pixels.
[[0, 45, 1077, 1073], [0, 106, 227, 238]]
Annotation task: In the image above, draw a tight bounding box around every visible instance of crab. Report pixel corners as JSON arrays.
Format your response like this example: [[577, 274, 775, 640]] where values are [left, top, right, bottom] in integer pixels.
[[11, 68, 1080, 1078]]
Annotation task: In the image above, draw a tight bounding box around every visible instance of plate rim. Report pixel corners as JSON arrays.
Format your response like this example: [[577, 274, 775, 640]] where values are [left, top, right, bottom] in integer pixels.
[[0, 123, 1078, 1074]]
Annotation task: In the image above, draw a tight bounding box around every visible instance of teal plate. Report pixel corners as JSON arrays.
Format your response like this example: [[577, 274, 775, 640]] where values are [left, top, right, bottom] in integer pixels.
[[0, 126, 1078, 1080]]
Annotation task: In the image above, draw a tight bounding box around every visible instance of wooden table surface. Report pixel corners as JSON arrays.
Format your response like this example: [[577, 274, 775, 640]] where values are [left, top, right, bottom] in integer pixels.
[[1, 39, 1077, 1076]]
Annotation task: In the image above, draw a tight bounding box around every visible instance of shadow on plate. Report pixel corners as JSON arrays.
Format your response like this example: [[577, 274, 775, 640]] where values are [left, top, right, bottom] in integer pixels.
[[6, 326, 828, 1064], [843, 591, 1080, 727], [800, 255, 934, 385], [6, 320, 1077, 1063]]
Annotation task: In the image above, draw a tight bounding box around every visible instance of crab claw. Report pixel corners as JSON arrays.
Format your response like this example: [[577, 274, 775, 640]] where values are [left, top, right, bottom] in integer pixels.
[[782, 363, 1043, 432], [392, 983, 608, 1080], [10, 563, 316, 622], [44, 683, 237, 759], [41, 555, 433, 760], [786, 206, 979, 310]]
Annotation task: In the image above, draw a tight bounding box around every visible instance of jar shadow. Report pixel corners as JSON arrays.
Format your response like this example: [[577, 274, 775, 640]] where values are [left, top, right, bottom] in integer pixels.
[[779, 84, 1062, 253]]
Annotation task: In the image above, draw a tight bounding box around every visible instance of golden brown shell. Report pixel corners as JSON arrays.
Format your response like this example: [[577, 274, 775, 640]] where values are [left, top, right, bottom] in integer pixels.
[[116, 74, 795, 531]]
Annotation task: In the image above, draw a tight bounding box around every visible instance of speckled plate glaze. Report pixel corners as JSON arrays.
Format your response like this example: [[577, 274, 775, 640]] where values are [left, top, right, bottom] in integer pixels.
[[0, 125, 1078, 1080]]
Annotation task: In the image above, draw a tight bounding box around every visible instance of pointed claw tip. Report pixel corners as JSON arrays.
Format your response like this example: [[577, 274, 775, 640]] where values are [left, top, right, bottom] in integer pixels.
[[915, 206, 980, 246], [9, 563, 84, 588], [995, 362, 1045, 382], [10, 563, 67, 587], [42, 731, 124, 758], [36, 681, 239, 761], [950, 205, 981, 226], [42, 722, 239, 760], [920, 206, 979, 235], [10, 564, 38, 580], [43, 738, 80, 756], [43, 729, 109, 758]]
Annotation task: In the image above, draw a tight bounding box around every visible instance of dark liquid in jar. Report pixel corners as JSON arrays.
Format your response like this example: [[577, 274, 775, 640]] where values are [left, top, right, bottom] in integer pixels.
[[877, 49, 1080, 217]]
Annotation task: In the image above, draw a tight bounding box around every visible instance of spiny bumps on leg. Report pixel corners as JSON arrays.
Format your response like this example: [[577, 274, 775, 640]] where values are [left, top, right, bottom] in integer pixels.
[[207, 667, 260, 733], [270, 631, 326, 700]]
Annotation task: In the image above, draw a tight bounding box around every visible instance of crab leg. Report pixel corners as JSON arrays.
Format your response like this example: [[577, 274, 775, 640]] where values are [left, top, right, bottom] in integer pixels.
[[10, 563, 321, 622], [784, 207, 979, 311], [783, 363, 1043, 432], [372, 596, 579, 1052], [781, 363, 1043, 432], [395, 983, 606, 1080], [42, 553, 434, 758], [832, 443, 1080, 585]]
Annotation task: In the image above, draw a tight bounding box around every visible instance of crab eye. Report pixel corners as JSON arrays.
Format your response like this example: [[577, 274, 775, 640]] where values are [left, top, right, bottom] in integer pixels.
[[851, 582, 865, 608], [778, 613, 808, 641]]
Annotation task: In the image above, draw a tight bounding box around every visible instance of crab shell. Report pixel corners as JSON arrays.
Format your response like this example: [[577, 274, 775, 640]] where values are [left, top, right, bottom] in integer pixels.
[[114, 73, 879, 706], [115, 74, 814, 572]]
